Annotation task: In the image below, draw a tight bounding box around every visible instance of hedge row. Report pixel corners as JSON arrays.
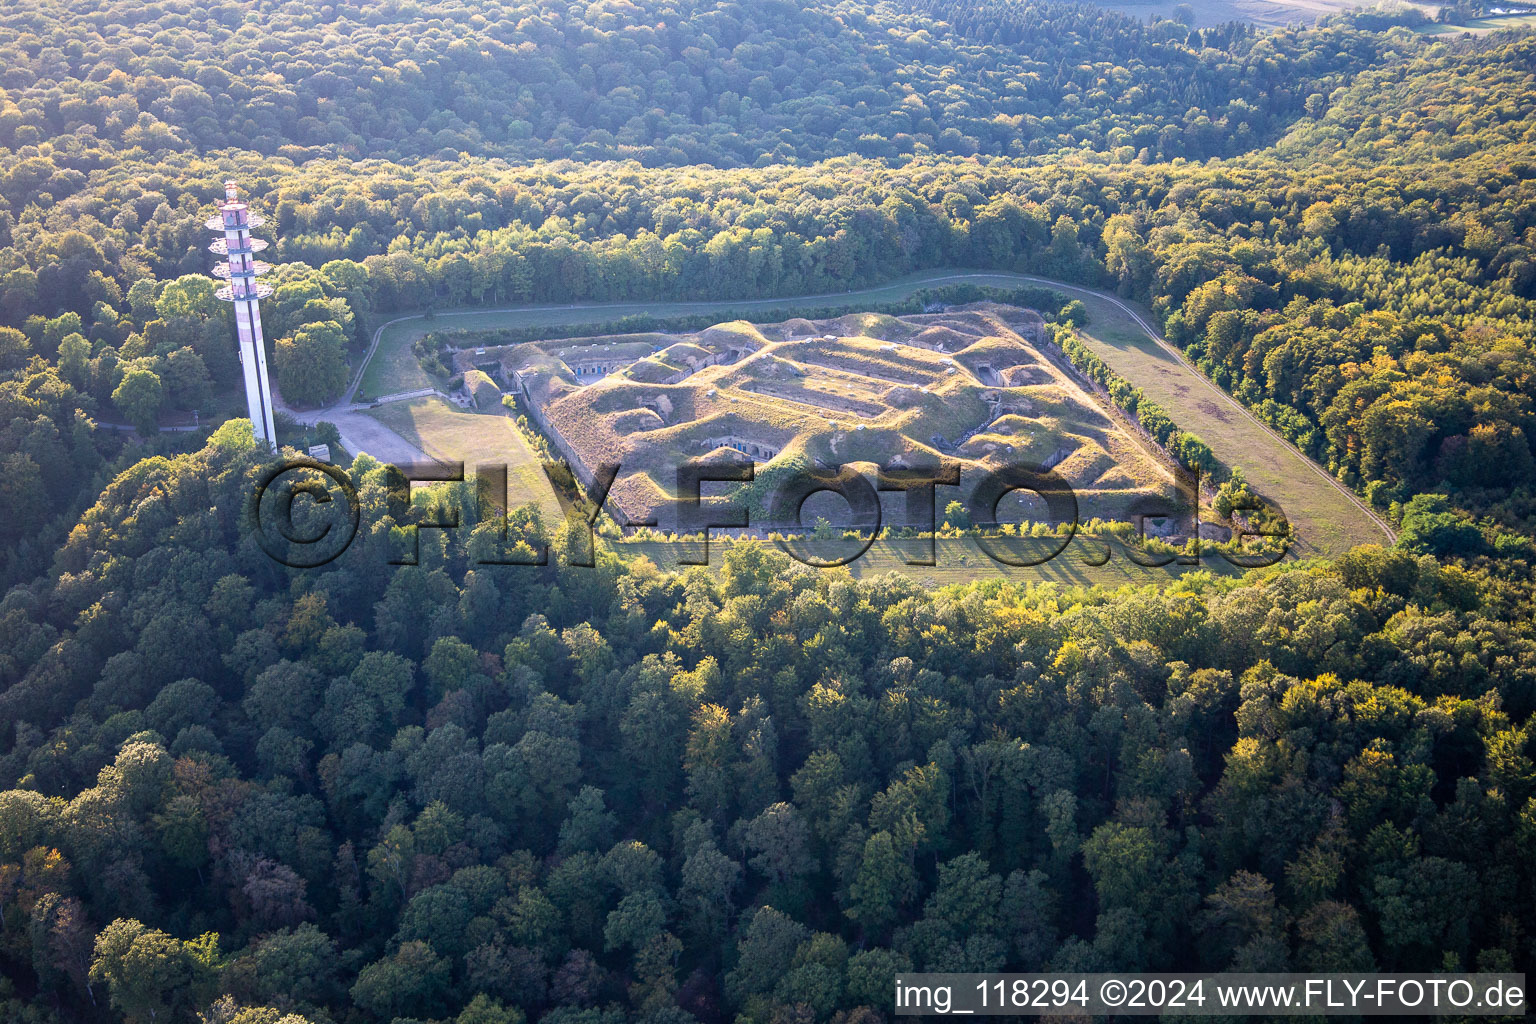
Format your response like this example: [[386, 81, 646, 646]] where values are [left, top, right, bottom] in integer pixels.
[[1054, 326, 1229, 485]]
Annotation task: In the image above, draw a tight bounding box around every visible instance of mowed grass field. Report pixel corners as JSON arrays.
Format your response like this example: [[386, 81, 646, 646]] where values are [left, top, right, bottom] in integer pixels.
[[364, 396, 565, 526], [1416, 13, 1536, 34], [1060, 290, 1390, 557], [1085, 0, 1440, 29], [617, 535, 1252, 587]]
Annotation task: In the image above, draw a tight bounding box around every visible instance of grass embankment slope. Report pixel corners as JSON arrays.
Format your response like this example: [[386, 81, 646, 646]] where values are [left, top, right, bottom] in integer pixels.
[[620, 535, 1249, 587], [357, 271, 1063, 399]]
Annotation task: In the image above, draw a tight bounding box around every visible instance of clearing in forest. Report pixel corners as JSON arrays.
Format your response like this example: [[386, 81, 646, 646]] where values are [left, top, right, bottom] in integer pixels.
[[364, 395, 565, 527], [354, 270, 1388, 562], [492, 303, 1192, 537]]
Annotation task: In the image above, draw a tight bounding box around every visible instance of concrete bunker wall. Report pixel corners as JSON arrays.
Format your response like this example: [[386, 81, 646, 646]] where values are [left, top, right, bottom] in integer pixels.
[[702, 435, 780, 461]]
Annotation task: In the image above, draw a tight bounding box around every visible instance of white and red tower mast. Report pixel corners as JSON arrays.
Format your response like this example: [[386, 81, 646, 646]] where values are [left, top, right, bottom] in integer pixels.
[[208, 180, 278, 449]]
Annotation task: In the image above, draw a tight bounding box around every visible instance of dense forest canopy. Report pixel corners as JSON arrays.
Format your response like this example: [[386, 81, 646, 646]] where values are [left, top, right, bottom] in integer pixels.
[[0, 1, 1534, 1023], [0, 0, 1405, 166], [2, 427, 1535, 1024]]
